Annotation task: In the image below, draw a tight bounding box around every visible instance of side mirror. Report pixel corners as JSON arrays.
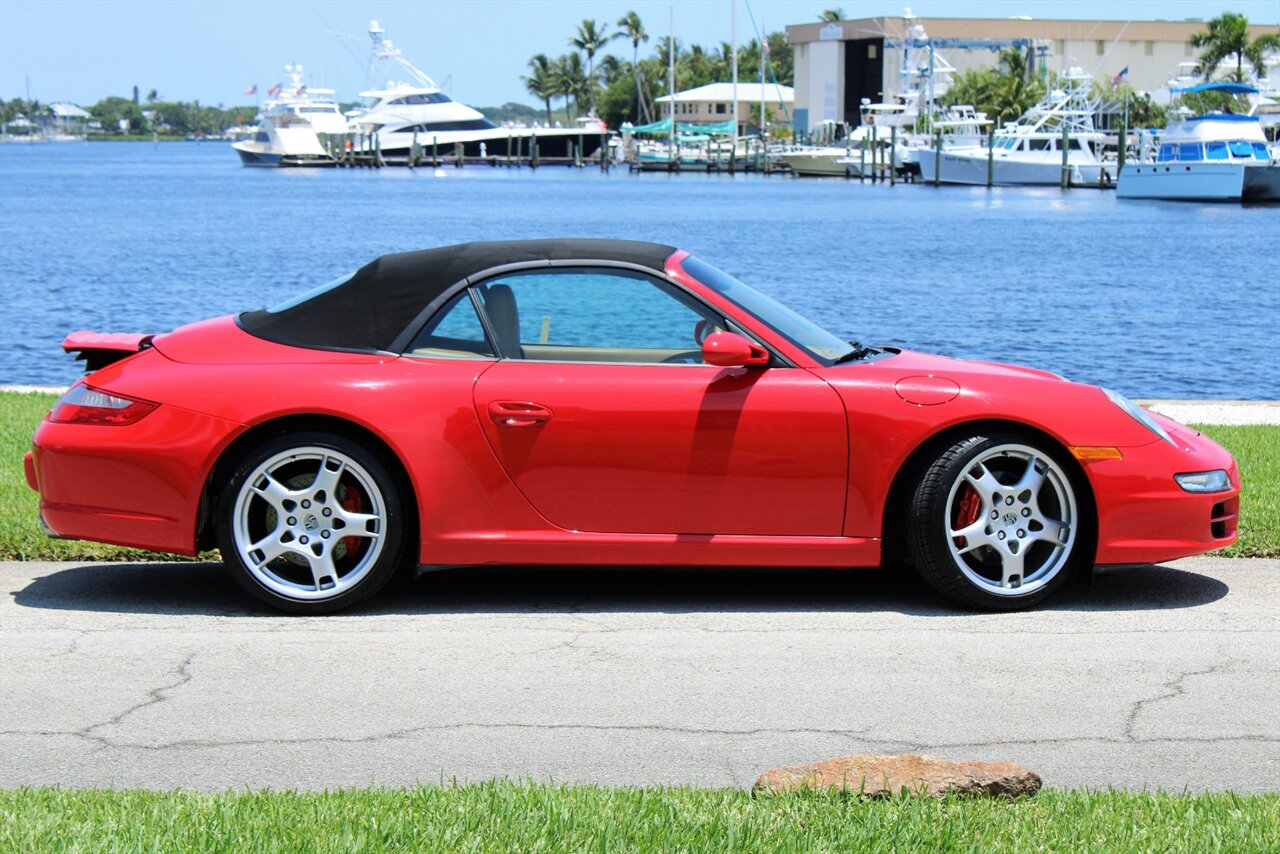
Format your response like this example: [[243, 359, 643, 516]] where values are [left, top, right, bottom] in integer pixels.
[[701, 331, 770, 367]]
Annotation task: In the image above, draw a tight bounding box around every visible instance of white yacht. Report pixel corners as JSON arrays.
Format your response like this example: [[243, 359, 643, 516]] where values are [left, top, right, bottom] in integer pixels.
[[1117, 83, 1278, 202], [916, 68, 1110, 186], [775, 121, 854, 176], [232, 65, 343, 167], [349, 21, 606, 162]]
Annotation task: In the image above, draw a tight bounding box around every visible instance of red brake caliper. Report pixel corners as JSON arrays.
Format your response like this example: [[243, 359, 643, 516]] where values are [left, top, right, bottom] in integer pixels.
[[953, 485, 981, 548], [340, 482, 365, 559]]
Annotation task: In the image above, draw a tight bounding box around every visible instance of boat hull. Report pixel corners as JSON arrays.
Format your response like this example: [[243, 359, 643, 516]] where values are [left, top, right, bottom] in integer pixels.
[[1117, 162, 1247, 201], [776, 151, 847, 177], [918, 149, 1105, 186], [1243, 165, 1280, 202], [360, 127, 607, 162], [233, 145, 335, 168]]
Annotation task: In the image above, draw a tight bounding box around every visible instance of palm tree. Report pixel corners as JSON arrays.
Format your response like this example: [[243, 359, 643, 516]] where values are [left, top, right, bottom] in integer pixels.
[[570, 19, 621, 114], [1190, 12, 1280, 83], [555, 53, 589, 119], [522, 54, 557, 125], [990, 48, 1044, 124], [617, 11, 650, 122], [817, 8, 845, 23]]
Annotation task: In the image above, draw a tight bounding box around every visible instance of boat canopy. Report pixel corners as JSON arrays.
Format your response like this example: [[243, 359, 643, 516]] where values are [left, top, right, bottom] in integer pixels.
[[628, 118, 737, 136], [1173, 82, 1259, 95]]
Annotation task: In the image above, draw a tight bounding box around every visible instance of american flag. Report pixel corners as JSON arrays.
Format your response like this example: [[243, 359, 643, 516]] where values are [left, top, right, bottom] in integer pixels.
[[295, 85, 307, 96], [1111, 66, 1129, 91], [244, 84, 257, 96], [267, 83, 283, 97]]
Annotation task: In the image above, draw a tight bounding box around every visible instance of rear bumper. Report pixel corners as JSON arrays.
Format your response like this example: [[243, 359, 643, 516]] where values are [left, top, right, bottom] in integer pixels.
[[1089, 427, 1240, 565], [30, 405, 241, 555]]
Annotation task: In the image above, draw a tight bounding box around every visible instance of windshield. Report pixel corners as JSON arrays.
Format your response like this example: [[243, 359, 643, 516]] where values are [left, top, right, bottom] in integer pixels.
[[679, 256, 856, 364]]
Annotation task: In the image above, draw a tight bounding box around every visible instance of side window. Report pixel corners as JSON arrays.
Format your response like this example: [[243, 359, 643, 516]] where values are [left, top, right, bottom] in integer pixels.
[[475, 268, 722, 364], [407, 291, 494, 359]]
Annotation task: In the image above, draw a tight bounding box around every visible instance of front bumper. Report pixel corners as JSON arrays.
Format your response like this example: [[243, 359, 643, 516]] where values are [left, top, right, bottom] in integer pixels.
[[1088, 423, 1240, 566]]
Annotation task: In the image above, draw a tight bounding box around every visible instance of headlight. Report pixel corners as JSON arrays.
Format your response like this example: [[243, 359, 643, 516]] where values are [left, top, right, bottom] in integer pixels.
[[1175, 470, 1231, 493], [1102, 388, 1174, 445]]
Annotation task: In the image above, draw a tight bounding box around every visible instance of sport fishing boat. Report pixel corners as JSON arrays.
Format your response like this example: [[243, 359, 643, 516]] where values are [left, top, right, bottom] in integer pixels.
[[232, 65, 343, 167], [349, 21, 605, 162], [1117, 83, 1278, 202], [916, 67, 1110, 186], [775, 121, 852, 177]]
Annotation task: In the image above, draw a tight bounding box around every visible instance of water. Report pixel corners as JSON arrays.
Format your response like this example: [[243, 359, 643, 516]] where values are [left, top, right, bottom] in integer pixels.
[[2, 141, 1278, 397]]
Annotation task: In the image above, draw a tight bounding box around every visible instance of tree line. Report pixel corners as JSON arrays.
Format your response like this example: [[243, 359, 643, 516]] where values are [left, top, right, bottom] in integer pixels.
[[521, 12, 794, 131], [2, 89, 257, 136]]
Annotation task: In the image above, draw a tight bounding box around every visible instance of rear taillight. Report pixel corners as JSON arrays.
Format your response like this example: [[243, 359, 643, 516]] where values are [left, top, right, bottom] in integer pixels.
[[49, 384, 157, 426]]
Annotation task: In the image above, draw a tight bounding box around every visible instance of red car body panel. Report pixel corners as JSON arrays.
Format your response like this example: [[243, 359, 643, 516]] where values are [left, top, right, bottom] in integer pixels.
[[27, 248, 1240, 574]]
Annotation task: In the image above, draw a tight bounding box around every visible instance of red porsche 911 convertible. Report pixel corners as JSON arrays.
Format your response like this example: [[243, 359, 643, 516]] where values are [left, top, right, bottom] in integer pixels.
[[25, 239, 1239, 613]]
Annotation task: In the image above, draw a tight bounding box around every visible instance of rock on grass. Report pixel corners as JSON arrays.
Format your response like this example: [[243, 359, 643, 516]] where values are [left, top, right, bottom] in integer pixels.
[[753, 753, 1042, 799]]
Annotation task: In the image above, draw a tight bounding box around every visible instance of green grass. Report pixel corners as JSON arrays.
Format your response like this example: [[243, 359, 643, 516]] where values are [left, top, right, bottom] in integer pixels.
[[2, 390, 1277, 561], [0, 784, 1276, 853]]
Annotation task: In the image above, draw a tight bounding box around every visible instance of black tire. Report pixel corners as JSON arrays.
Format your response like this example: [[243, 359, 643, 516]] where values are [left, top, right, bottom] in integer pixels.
[[906, 432, 1089, 610], [216, 431, 407, 614]]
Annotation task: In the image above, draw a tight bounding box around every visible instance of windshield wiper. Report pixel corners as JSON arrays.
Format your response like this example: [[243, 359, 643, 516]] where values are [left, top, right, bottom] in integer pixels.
[[832, 341, 877, 364]]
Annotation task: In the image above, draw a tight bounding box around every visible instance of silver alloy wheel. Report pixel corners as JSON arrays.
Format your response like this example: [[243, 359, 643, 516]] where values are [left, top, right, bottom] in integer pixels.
[[942, 443, 1077, 597], [231, 446, 386, 601]]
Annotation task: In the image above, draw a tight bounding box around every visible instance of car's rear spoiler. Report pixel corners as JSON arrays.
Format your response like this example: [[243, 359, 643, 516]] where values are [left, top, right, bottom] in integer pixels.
[[62, 331, 155, 373]]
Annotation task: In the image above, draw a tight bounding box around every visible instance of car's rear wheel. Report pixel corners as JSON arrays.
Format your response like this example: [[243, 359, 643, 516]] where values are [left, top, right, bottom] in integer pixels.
[[216, 432, 405, 614], [907, 433, 1084, 610]]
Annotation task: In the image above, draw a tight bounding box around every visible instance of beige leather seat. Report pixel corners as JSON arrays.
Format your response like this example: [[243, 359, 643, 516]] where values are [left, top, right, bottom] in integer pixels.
[[483, 284, 523, 358]]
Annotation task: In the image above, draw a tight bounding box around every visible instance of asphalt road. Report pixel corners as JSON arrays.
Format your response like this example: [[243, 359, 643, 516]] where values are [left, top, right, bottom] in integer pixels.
[[2, 558, 1277, 793]]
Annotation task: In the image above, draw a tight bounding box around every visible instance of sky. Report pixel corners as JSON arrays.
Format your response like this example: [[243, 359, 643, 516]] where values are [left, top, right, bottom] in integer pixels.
[[3, 0, 1278, 107]]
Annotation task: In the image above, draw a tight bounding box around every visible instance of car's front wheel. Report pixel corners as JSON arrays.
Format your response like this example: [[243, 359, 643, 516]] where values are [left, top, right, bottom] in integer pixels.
[[907, 433, 1086, 610], [216, 432, 406, 614]]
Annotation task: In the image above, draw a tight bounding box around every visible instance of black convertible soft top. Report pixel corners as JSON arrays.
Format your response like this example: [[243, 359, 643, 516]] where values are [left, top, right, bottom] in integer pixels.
[[239, 238, 678, 353]]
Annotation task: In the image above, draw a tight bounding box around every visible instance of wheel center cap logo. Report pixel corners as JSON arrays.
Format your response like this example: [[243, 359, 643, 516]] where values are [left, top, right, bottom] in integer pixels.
[[304, 514, 319, 531], [1003, 513, 1018, 526]]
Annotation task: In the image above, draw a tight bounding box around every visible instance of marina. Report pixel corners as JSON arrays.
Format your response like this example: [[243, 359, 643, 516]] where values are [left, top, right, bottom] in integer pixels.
[[1, 140, 1277, 400]]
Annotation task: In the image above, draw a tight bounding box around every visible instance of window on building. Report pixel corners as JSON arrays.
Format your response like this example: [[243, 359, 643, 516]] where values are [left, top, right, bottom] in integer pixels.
[[1055, 39, 1065, 57], [1096, 40, 1105, 55], [1145, 40, 1154, 56], [868, 44, 877, 59], [715, 103, 726, 114], [1185, 42, 1192, 56]]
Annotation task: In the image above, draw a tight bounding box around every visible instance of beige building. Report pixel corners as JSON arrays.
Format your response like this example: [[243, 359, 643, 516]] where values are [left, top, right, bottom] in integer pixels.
[[786, 16, 1280, 133], [654, 82, 795, 134]]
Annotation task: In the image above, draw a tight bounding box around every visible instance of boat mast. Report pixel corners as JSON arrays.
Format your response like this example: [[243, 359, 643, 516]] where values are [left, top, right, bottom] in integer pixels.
[[668, 7, 675, 156], [731, 0, 739, 140]]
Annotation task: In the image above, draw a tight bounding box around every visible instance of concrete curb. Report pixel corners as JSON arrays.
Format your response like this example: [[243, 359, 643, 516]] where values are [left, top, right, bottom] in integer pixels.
[[2, 385, 1277, 425]]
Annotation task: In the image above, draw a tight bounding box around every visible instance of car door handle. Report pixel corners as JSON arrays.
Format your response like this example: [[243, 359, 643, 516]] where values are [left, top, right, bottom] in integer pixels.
[[488, 400, 553, 428]]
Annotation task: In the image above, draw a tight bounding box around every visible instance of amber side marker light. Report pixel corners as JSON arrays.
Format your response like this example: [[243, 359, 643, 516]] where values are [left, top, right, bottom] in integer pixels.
[[49, 385, 158, 426], [1069, 446, 1124, 461]]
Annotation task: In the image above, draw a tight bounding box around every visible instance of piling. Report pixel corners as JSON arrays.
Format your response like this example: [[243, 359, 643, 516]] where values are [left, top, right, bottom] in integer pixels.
[[531, 135, 539, 168], [432, 136, 439, 166], [859, 135, 866, 182], [1118, 120, 1128, 175], [410, 129, 419, 167], [986, 126, 994, 187], [1060, 125, 1070, 189], [933, 130, 942, 186], [889, 125, 897, 186], [455, 142, 463, 168]]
